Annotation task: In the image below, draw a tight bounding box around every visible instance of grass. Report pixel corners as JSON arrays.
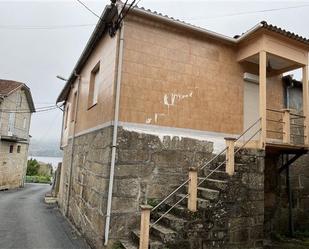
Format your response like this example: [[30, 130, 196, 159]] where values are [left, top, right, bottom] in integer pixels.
[[26, 175, 51, 184]]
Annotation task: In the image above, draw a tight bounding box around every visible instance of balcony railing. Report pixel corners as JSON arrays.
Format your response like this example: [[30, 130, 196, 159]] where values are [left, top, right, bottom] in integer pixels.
[[266, 108, 306, 146]]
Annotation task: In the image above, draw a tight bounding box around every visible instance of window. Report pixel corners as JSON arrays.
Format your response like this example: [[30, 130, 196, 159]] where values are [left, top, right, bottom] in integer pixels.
[[64, 105, 69, 129], [17, 145, 21, 153], [9, 145, 14, 153], [71, 92, 77, 122], [23, 118, 27, 129], [17, 94, 22, 107], [88, 62, 100, 108]]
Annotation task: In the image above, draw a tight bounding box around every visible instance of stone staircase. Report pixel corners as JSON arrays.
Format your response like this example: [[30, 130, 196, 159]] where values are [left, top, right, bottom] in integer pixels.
[[119, 160, 233, 249]]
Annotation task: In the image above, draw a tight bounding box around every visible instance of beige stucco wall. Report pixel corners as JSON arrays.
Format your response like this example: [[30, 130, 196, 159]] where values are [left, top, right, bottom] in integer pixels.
[[119, 16, 285, 135], [61, 31, 119, 147]]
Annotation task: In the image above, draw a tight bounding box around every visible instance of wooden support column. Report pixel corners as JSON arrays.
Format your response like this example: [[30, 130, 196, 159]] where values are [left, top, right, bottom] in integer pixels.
[[188, 167, 197, 212], [225, 137, 236, 176], [303, 65, 309, 146], [259, 51, 267, 149], [282, 109, 291, 144], [139, 205, 152, 249]]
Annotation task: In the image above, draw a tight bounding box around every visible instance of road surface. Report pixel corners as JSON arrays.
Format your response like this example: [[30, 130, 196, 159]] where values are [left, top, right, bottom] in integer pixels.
[[0, 183, 90, 249]]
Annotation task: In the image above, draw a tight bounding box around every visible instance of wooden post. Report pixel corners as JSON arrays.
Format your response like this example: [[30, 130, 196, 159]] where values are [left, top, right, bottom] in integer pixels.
[[188, 167, 198, 212], [259, 51, 267, 149], [225, 137, 236, 176], [282, 109, 291, 144], [139, 205, 152, 249], [303, 65, 309, 146]]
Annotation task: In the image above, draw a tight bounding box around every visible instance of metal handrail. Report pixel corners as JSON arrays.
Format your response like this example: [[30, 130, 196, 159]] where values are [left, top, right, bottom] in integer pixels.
[[150, 118, 262, 227], [235, 118, 261, 143], [150, 193, 188, 228], [290, 113, 305, 118], [266, 118, 284, 124], [235, 128, 261, 154], [266, 108, 284, 113], [151, 179, 189, 212]]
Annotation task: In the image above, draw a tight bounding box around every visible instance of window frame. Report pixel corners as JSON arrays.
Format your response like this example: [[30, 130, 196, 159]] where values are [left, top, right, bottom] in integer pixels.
[[88, 62, 100, 109], [9, 145, 14, 153], [71, 91, 77, 122]]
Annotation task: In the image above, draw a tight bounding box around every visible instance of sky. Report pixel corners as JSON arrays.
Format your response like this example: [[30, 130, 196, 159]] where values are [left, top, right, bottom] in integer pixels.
[[0, 0, 308, 144]]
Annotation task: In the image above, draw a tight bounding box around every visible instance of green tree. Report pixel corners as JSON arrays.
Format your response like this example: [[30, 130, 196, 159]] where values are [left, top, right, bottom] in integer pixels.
[[26, 158, 40, 176]]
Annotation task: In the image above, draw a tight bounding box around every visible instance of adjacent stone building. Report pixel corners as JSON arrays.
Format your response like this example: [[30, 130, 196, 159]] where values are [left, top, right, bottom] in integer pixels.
[[56, 2, 309, 248], [0, 80, 35, 190]]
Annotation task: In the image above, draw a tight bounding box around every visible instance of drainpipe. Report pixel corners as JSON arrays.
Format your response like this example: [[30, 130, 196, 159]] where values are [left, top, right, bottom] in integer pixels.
[[66, 72, 81, 217], [104, 23, 125, 246]]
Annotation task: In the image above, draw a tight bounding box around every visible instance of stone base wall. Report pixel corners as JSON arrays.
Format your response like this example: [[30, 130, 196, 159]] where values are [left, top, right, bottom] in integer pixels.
[[59, 125, 214, 248], [111, 127, 214, 239], [59, 126, 113, 249], [60, 126, 268, 248], [0, 141, 28, 190], [183, 149, 265, 249]]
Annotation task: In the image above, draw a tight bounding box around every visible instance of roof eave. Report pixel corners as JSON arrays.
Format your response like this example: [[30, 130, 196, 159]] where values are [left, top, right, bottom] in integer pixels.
[[56, 4, 117, 103]]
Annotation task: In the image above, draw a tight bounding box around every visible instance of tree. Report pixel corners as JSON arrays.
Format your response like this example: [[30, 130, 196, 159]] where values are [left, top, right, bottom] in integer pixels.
[[26, 158, 40, 176]]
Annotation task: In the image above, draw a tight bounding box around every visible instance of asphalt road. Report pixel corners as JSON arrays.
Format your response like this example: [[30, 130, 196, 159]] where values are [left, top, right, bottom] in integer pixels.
[[0, 183, 90, 249]]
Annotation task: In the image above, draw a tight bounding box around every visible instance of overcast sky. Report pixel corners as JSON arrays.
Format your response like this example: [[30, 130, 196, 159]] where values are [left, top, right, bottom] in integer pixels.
[[0, 0, 308, 144]]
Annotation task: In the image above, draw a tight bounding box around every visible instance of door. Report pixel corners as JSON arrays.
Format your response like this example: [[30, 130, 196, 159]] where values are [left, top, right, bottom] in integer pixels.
[[243, 81, 259, 140]]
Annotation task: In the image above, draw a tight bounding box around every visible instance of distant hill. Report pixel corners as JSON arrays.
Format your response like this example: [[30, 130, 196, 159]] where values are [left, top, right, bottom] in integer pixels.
[[29, 139, 63, 157]]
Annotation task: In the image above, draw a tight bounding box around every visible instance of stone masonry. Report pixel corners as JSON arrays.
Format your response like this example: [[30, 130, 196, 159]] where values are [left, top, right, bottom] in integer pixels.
[[60, 125, 268, 249], [60, 125, 213, 248]]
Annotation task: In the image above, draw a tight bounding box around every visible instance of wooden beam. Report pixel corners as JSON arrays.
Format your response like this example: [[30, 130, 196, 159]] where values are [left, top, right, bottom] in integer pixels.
[[278, 152, 305, 173], [303, 65, 309, 146], [139, 205, 152, 249], [188, 167, 197, 212], [282, 109, 291, 144], [259, 51, 267, 149], [225, 137, 236, 176]]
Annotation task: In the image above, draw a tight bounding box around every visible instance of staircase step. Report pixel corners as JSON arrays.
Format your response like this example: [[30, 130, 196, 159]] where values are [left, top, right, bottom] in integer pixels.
[[131, 230, 163, 249], [198, 177, 228, 191], [176, 193, 211, 209], [151, 223, 178, 243], [152, 212, 187, 232], [203, 168, 229, 180], [120, 240, 137, 249], [208, 161, 226, 171], [197, 187, 219, 200]]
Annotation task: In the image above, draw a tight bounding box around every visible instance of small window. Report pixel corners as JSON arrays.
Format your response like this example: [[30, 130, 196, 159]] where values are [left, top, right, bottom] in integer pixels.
[[71, 92, 77, 122], [88, 62, 100, 108], [17, 145, 21, 153], [64, 105, 69, 129], [17, 93, 22, 107], [23, 118, 27, 129], [9, 145, 14, 153]]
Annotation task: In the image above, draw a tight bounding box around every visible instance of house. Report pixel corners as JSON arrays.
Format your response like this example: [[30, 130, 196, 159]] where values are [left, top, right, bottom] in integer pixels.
[[0, 80, 35, 190], [56, 2, 309, 249]]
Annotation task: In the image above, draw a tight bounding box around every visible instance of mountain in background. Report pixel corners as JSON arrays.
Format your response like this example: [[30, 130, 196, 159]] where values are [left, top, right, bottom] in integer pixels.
[[29, 139, 63, 157]]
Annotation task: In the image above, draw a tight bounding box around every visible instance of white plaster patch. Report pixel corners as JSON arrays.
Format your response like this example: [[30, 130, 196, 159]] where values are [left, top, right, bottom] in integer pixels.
[[120, 122, 238, 154], [163, 92, 193, 109]]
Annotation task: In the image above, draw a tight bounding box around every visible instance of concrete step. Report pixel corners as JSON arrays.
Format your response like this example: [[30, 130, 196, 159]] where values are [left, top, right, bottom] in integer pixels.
[[198, 177, 228, 191], [131, 230, 163, 249], [151, 223, 178, 243], [208, 161, 226, 171], [197, 187, 219, 200], [120, 240, 137, 249], [152, 211, 187, 232], [176, 193, 211, 209], [203, 168, 229, 180]]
